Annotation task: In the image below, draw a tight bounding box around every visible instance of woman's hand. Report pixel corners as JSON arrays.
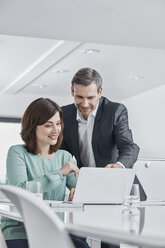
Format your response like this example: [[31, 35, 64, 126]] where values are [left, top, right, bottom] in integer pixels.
[[60, 162, 79, 177], [68, 188, 75, 201]]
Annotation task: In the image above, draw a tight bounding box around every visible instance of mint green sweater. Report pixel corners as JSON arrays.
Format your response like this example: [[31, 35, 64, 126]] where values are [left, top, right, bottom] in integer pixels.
[[1, 145, 77, 240]]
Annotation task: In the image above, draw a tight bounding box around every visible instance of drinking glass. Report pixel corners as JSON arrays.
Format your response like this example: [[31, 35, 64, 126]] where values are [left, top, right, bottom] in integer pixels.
[[0, 174, 6, 185], [123, 184, 140, 207], [122, 207, 140, 234], [0, 174, 7, 199], [26, 181, 43, 199]]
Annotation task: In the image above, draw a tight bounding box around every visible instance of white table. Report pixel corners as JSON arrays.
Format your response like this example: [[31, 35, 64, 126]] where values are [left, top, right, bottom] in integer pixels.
[[1, 200, 165, 248]]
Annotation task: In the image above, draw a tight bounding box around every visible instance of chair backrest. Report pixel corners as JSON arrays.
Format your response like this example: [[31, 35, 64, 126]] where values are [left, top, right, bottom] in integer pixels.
[[0, 229, 7, 248], [0, 185, 75, 248], [133, 159, 165, 200]]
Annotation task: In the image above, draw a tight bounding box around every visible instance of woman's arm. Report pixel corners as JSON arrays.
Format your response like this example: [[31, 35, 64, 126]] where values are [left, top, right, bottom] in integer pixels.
[[7, 146, 28, 188], [6, 146, 68, 193], [65, 154, 78, 190]]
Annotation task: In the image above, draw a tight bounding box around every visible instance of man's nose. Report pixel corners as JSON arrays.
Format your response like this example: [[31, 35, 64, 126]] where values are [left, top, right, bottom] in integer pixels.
[[81, 98, 88, 107]]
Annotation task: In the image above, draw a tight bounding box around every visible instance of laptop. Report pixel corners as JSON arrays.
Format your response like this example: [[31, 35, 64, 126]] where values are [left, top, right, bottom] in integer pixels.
[[73, 167, 135, 204], [135, 162, 165, 201]]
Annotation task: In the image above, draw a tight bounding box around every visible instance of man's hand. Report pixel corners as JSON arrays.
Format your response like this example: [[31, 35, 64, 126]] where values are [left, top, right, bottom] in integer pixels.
[[68, 188, 75, 201], [105, 163, 123, 168], [60, 162, 79, 177]]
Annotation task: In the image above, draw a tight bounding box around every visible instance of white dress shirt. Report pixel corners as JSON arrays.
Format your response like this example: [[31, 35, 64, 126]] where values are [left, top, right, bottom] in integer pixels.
[[76, 104, 99, 167]]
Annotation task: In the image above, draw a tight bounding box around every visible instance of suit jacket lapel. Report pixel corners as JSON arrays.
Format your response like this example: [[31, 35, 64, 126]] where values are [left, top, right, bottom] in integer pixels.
[[92, 98, 103, 165]]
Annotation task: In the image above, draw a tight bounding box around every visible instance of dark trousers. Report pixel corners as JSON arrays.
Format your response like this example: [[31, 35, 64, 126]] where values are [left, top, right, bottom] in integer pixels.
[[101, 243, 119, 248], [6, 240, 29, 248], [6, 236, 90, 248]]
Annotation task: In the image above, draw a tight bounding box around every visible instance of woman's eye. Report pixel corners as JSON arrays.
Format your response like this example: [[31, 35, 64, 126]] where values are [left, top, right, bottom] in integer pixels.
[[45, 125, 51, 128]]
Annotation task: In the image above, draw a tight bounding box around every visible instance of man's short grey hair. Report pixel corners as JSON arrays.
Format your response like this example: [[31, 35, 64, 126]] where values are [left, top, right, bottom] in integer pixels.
[[71, 68, 102, 92]]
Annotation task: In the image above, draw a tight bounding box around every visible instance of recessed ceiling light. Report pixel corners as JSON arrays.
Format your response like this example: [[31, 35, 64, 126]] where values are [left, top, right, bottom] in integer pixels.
[[128, 75, 145, 80], [32, 84, 48, 88], [80, 49, 100, 55], [53, 69, 69, 73]]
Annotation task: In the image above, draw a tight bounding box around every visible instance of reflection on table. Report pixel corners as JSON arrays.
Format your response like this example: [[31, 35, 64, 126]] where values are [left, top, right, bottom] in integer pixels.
[[1, 201, 165, 247]]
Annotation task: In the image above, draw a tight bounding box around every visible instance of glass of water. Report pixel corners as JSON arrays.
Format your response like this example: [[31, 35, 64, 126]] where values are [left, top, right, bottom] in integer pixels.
[[122, 207, 140, 234], [123, 184, 140, 207], [26, 181, 43, 199]]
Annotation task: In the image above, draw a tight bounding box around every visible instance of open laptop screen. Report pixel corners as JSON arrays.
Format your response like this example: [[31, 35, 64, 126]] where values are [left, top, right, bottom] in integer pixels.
[[73, 168, 135, 204]]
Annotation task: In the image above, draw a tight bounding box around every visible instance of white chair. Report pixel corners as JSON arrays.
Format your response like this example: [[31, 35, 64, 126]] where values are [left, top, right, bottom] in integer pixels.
[[0, 185, 75, 248], [0, 229, 7, 248], [133, 159, 165, 201]]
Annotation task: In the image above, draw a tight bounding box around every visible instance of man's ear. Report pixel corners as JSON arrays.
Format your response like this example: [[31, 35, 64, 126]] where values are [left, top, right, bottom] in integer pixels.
[[98, 87, 102, 98], [71, 86, 74, 96]]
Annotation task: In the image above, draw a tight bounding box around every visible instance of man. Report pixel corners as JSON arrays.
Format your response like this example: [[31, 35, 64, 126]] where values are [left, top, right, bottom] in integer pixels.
[[61, 67, 144, 248], [61, 67, 139, 169]]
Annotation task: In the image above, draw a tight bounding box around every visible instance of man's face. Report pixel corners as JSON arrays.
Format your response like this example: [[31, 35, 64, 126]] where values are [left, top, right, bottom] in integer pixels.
[[71, 82, 102, 120]]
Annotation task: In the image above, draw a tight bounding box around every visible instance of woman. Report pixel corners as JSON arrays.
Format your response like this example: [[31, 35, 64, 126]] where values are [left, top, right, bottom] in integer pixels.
[[1, 98, 89, 248]]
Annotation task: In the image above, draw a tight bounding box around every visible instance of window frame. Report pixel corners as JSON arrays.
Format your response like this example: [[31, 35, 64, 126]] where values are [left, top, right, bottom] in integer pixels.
[[0, 117, 21, 123]]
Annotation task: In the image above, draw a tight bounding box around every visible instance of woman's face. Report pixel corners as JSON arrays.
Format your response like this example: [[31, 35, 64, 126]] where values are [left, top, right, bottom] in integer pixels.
[[36, 112, 61, 148]]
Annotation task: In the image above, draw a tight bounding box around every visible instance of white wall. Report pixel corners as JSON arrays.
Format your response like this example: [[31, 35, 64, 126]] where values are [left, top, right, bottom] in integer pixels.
[[123, 84, 165, 159], [0, 94, 73, 118], [1, 85, 165, 160]]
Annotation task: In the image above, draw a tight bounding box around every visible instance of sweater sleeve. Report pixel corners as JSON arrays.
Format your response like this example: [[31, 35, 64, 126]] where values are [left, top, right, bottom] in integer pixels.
[[66, 153, 78, 190], [7, 146, 28, 188], [39, 170, 65, 193], [6, 146, 66, 193]]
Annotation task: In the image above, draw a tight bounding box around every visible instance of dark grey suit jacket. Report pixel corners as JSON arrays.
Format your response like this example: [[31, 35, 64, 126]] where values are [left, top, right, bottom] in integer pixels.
[[61, 97, 146, 200], [61, 97, 139, 168]]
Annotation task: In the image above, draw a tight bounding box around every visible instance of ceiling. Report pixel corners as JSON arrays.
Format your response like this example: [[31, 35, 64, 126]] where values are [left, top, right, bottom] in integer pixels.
[[0, 0, 165, 104]]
